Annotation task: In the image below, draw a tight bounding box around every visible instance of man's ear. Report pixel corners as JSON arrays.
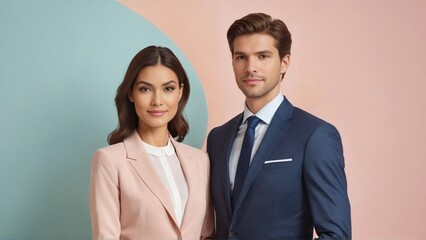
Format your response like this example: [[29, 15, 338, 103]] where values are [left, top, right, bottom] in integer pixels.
[[280, 54, 290, 74]]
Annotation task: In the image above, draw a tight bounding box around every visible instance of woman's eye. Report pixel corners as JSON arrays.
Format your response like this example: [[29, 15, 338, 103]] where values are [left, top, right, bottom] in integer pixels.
[[139, 87, 150, 92], [164, 87, 175, 92]]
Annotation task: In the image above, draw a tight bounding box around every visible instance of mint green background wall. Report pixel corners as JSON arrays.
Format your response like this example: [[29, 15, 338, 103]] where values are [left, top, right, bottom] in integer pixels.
[[0, 1, 208, 239]]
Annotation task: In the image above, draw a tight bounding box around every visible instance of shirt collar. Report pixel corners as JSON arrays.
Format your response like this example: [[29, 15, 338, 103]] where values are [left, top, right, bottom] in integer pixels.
[[242, 94, 284, 125], [142, 138, 175, 157]]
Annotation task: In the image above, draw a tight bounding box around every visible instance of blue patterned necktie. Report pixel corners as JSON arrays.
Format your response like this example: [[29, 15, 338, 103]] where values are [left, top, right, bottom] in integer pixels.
[[232, 116, 261, 210]]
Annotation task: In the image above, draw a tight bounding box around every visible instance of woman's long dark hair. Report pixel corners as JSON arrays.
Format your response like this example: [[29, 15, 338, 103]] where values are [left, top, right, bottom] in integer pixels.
[[108, 46, 190, 144]]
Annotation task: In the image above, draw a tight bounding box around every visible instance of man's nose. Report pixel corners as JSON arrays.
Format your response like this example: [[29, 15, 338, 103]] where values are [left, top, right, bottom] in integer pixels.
[[246, 57, 258, 74]]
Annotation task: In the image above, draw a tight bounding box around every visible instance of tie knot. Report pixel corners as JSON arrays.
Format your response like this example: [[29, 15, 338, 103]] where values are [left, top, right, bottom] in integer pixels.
[[246, 116, 261, 129]]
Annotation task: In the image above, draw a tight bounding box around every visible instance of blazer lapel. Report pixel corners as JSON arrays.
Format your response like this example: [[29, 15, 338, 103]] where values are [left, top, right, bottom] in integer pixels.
[[172, 139, 196, 230], [124, 132, 179, 228], [232, 97, 294, 214]]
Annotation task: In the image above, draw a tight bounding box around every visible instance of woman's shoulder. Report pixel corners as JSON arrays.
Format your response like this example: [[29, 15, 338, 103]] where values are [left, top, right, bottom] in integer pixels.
[[95, 141, 126, 155], [173, 140, 207, 157], [91, 142, 127, 165], [173, 141, 210, 174]]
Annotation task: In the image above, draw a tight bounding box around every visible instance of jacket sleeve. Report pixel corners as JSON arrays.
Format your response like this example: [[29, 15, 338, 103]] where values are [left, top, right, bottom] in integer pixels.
[[89, 149, 121, 240], [304, 124, 352, 239]]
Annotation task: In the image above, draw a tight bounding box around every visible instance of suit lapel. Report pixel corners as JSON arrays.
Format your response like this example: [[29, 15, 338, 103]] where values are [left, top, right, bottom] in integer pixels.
[[222, 114, 243, 216], [232, 97, 294, 214], [124, 132, 179, 228]]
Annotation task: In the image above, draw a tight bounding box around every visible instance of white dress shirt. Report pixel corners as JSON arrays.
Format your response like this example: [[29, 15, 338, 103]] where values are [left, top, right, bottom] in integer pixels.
[[143, 139, 188, 227], [229, 94, 284, 190]]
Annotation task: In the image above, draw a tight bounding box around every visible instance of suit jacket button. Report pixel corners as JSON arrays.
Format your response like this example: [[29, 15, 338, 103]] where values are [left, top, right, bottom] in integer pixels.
[[228, 231, 236, 238]]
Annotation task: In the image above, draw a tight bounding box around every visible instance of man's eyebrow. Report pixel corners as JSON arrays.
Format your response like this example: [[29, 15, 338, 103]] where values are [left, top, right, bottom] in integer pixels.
[[233, 50, 273, 55], [256, 50, 273, 55], [233, 51, 246, 55]]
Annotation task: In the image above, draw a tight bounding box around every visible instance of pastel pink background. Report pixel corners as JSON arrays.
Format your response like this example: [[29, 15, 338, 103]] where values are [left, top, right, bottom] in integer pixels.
[[118, 0, 426, 239]]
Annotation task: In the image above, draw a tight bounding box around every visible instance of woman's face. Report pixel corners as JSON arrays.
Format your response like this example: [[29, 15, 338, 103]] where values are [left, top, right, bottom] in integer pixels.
[[129, 65, 183, 132]]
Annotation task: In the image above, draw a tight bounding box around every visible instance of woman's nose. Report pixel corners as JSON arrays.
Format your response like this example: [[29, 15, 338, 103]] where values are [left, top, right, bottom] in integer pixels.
[[150, 91, 163, 106]]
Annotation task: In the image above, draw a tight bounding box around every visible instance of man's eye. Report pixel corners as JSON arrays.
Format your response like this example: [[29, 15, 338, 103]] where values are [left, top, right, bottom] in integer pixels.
[[259, 55, 269, 59], [235, 56, 246, 60]]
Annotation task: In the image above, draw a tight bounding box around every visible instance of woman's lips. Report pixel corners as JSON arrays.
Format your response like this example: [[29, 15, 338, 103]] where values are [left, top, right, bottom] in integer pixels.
[[148, 110, 167, 117]]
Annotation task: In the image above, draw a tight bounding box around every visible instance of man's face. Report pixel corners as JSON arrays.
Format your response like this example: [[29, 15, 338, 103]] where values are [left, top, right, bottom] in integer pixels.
[[232, 33, 289, 107]]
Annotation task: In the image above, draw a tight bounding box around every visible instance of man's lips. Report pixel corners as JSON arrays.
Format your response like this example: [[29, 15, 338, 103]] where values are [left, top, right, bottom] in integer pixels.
[[243, 78, 262, 85]]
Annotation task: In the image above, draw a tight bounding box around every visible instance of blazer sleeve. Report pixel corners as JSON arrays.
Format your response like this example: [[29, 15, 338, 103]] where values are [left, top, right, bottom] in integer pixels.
[[200, 152, 215, 239], [303, 124, 352, 239], [89, 149, 121, 240]]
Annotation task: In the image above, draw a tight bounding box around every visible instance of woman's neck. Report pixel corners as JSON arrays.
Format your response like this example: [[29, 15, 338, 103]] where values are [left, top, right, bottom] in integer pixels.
[[137, 127, 169, 147]]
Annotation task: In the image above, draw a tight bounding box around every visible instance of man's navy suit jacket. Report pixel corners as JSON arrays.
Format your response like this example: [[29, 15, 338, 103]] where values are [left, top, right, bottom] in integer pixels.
[[207, 97, 351, 239]]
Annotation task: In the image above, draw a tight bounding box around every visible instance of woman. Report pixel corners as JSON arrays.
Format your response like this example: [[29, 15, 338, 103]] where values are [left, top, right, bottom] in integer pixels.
[[90, 46, 214, 239]]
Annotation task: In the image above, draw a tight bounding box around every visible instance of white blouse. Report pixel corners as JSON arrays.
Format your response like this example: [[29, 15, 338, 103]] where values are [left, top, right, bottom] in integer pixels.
[[142, 139, 188, 227]]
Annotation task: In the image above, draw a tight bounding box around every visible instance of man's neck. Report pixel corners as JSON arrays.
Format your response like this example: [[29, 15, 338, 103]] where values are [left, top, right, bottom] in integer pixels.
[[246, 93, 281, 114]]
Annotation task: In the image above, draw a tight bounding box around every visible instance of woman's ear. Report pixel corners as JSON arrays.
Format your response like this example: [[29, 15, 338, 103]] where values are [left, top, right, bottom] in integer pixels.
[[178, 83, 184, 101], [128, 92, 134, 102]]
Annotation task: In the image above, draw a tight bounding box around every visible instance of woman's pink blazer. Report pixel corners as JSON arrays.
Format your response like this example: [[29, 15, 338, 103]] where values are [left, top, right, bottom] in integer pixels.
[[90, 131, 214, 240]]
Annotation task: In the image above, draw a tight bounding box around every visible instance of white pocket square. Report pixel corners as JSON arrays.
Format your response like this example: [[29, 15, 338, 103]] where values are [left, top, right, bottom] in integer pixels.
[[264, 158, 293, 164]]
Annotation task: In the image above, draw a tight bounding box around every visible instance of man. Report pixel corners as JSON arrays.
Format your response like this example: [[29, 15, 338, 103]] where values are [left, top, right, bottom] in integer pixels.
[[207, 13, 351, 239]]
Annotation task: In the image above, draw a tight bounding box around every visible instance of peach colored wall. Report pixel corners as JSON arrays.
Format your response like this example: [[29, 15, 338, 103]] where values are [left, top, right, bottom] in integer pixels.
[[118, 0, 426, 239]]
